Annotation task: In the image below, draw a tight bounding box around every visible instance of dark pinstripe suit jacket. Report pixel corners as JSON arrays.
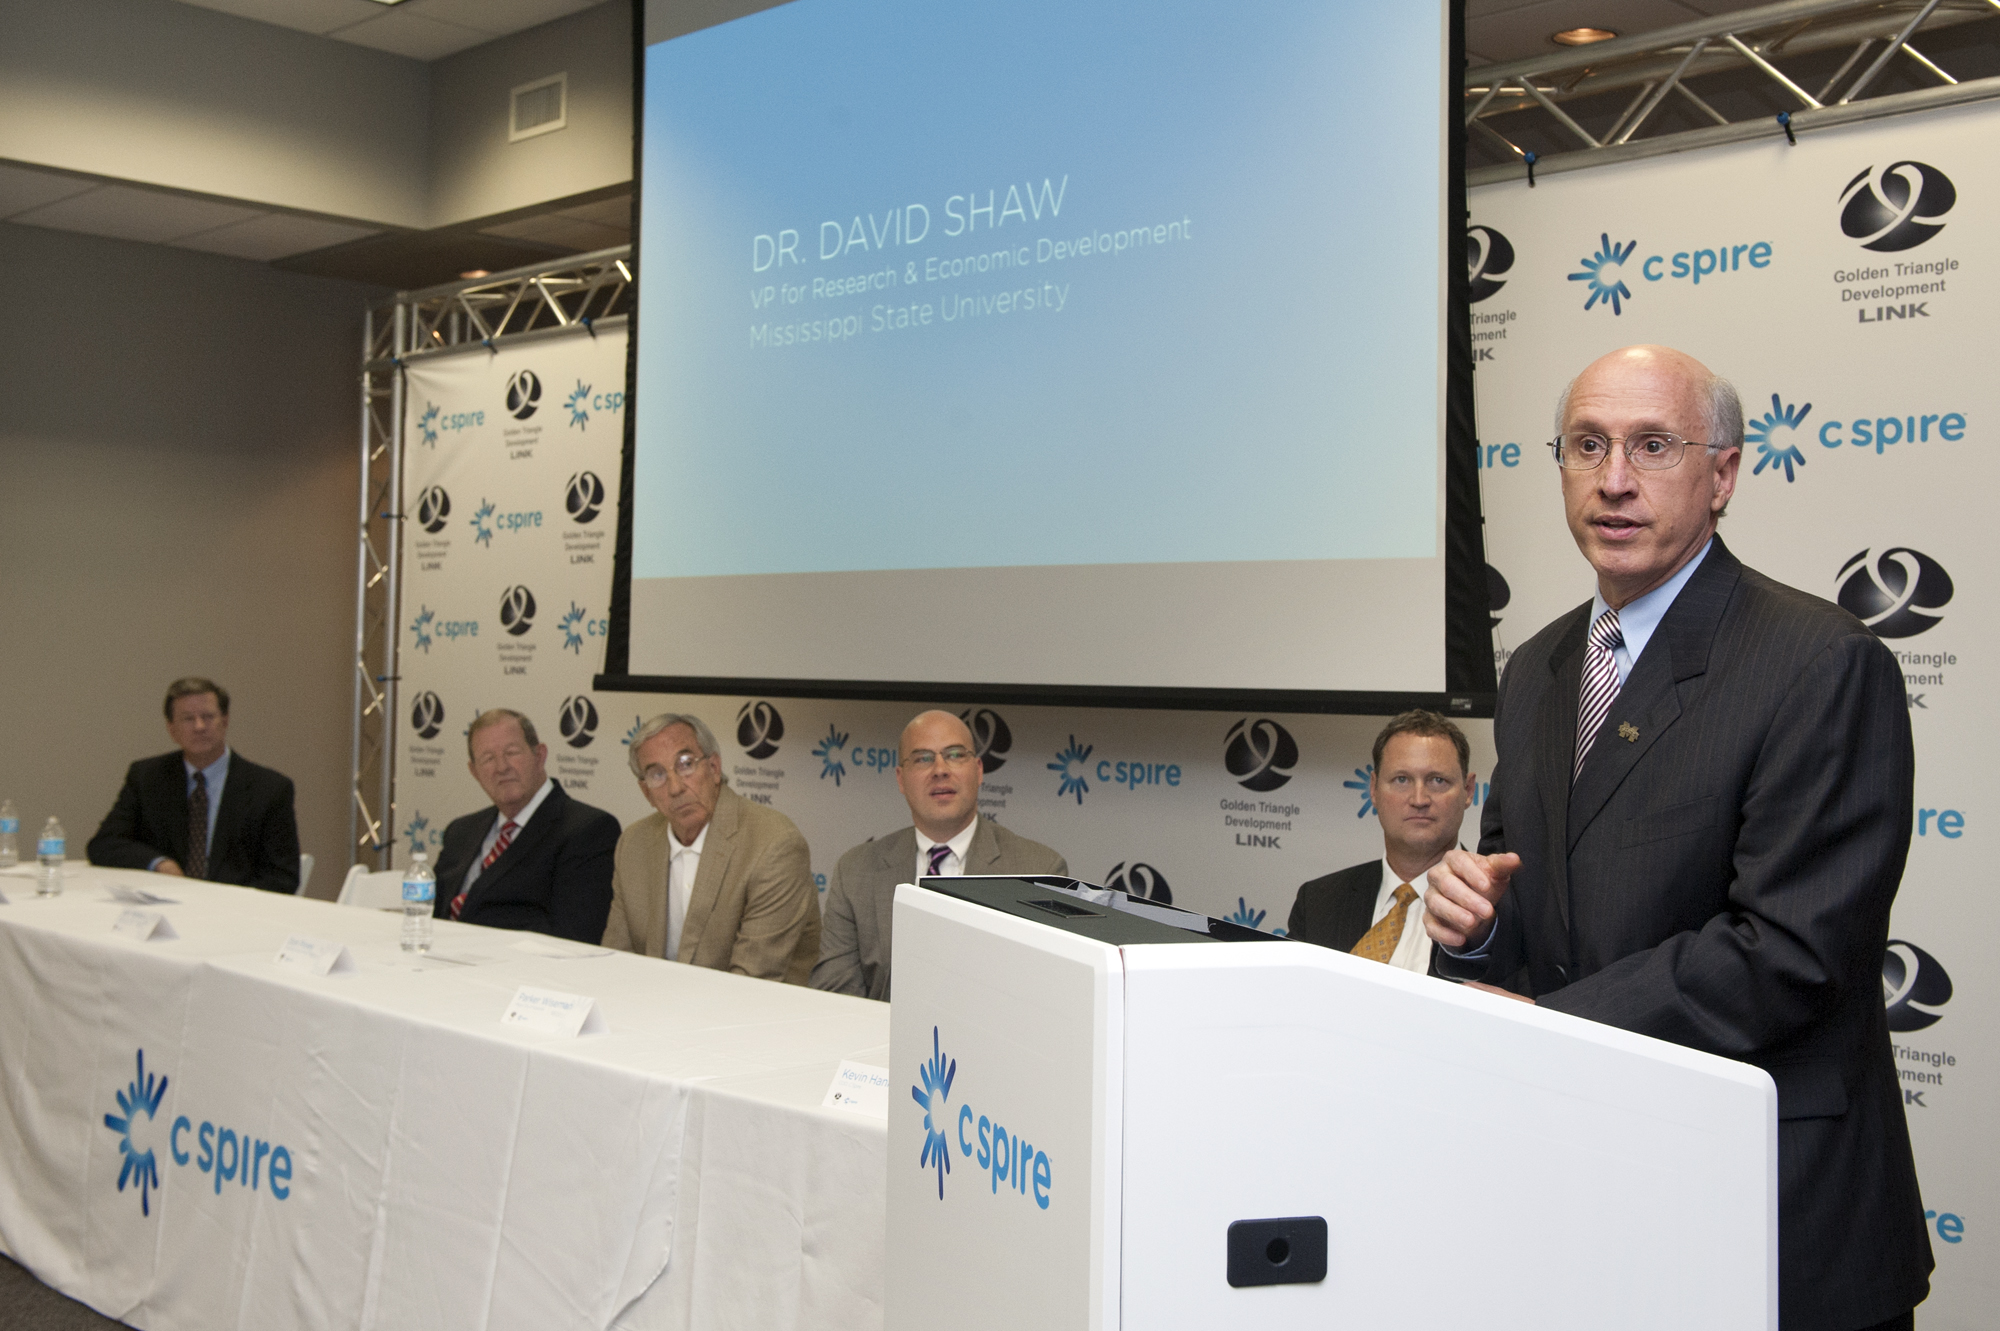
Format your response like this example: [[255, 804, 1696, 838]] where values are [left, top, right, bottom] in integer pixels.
[[1441, 537, 1930, 1331]]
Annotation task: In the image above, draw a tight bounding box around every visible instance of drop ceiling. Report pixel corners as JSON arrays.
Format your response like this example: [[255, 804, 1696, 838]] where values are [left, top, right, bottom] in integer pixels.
[[172, 0, 608, 62]]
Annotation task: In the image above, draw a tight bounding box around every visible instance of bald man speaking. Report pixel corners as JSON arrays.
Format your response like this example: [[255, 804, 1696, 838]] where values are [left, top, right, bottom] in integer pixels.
[[811, 709, 1065, 1001], [1426, 346, 1929, 1331]]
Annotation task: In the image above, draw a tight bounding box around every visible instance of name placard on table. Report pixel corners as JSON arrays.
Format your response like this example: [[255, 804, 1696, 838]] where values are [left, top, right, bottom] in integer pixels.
[[821, 1061, 890, 1119], [274, 935, 356, 977], [112, 909, 177, 941], [501, 985, 607, 1038]]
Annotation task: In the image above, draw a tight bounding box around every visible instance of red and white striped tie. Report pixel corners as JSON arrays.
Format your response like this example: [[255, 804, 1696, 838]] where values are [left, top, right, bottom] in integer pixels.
[[452, 819, 517, 919], [1574, 608, 1624, 781]]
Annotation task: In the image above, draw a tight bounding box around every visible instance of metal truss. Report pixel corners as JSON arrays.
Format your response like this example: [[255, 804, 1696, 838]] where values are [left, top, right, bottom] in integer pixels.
[[348, 247, 632, 869], [1467, 0, 2000, 186]]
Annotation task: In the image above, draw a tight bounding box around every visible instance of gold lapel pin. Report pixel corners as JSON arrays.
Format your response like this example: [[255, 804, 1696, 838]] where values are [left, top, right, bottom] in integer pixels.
[[1618, 722, 1640, 743]]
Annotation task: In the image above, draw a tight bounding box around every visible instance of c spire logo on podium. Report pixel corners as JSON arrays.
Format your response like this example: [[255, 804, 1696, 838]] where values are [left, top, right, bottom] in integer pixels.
[[912, 1026, 957, 1200]]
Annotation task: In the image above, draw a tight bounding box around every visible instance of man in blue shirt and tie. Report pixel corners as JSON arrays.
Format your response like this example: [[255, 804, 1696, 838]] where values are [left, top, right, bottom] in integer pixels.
[[89, 677, 301, 892]]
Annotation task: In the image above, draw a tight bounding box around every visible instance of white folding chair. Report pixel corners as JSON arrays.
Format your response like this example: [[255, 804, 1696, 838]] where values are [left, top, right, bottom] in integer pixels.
[[336, 864, 407, 911], [297, 853, 315, 896]]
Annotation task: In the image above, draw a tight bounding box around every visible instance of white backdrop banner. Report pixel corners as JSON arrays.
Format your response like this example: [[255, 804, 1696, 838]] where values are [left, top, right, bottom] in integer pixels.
[[1469, 100, 1991, 1327]]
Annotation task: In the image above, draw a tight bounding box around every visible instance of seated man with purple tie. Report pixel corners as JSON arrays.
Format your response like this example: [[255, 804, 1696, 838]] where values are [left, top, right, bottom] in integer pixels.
[[1284, 710, 1475, 975], [89, 676, 301, 892], [431, 708, 619, 943]]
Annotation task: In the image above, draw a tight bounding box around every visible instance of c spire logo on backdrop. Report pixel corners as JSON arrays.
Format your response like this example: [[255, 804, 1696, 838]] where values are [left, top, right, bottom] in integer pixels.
[[813, 724, 852, 785], [1839, 161, 1956, 252], [1569, 234, 1637, 314], [1746, 395, 1814, 483], [1466, 225, 1515, 303]]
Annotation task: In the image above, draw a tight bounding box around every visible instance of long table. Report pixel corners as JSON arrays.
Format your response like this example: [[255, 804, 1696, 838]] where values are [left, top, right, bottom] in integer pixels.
[[0, 864, 889, 1330]]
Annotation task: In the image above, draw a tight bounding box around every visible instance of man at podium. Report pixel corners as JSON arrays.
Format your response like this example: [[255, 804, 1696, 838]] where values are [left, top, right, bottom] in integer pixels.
[[1425, 345, 1930, 1331]]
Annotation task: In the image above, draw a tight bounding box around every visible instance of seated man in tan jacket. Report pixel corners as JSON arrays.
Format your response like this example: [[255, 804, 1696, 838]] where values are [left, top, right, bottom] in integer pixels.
[[602, 712, 820, 983]]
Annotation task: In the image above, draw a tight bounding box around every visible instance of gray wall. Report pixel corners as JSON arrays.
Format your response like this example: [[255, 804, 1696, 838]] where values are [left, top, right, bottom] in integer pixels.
[[0, 222, 377, 896], [431, 0, 633, 227]]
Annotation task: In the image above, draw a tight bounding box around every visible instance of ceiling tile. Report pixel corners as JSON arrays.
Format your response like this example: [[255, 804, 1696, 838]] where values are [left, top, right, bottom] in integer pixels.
[[325, 10, 494, 60], [556, 195, 635, 228], [172, 0, 388, 37], [172, 212, 382, 261], [10, 186, 263, 244], [414, 0, 604, 38], [481, 213, 626, 250], [0, 162, 99, 219]]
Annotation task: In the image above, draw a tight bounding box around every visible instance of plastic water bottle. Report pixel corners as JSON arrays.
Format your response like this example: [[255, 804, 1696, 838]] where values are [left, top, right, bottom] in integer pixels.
[[0, 800, 17, 869], [37, 817, 65, 897], [401, 852, 435, 952]]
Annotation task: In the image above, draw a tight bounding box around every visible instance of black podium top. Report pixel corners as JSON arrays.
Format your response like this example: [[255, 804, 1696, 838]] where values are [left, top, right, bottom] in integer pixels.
[[916, 875, 1281, 947]]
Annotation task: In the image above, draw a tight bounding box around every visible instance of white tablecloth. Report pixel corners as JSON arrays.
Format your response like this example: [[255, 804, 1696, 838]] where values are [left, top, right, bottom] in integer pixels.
[[0, 864, 888, 1330]]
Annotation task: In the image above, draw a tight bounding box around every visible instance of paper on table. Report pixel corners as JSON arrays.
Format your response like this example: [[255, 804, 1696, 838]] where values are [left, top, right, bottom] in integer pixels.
[[509, 936, 614, 960], [106, 883, 179, 906], [274, 935, 355, 977]]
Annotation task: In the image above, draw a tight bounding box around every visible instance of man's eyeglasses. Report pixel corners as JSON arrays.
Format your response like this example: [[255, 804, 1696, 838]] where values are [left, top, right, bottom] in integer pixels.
[[1549, 431, 1715, 471], [640, 752, 708, 787], [904, 746, 975, 770]]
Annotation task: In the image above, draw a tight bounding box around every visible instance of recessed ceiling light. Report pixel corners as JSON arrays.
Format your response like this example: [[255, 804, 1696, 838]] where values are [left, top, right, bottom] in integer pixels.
[[1552, 27, 1618, 46], [459, 269, 491, 280]]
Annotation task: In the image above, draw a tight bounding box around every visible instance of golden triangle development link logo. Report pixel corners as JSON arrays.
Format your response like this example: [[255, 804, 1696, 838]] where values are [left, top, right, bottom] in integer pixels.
[[1569, 234, 1637, 314], [104, 1050, 168, 1216], [912, 1026, 957, 1200]]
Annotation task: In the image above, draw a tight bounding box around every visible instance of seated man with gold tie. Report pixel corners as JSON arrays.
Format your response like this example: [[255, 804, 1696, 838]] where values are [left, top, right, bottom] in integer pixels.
[[1285, 710, 1475, 975]]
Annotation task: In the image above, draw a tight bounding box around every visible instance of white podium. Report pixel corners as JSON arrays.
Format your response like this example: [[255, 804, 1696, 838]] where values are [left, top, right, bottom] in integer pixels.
[[887, 876, 1776, 1331]]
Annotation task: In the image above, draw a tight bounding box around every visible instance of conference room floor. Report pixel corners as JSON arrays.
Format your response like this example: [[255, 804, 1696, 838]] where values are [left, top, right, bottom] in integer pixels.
[[1, 1254, 125, 1330]]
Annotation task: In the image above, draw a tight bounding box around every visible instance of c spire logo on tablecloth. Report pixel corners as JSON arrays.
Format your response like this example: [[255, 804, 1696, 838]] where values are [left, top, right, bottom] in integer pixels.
[[499, 585, 537, 636], [959, 708, 1012, 772], [410, 691, 445, 740], [103, 1050, 169, 1217], [1883, 940, 1952, 1031], [505, 369, 542, 420], [415, 485, 452, 533], [912, 1026, 957, 1200], [1568, 234, 1638, 314], [1747, 395, 1813, 482], [1466, 225, 1515, 303], [1836, 548, 1953, 638], [1106, 861, 1171, 904], [559, 695, 598, 748], [1840, 162, 1956, 252], [565, 471, 606, 525], [736, 701, 785, 759], [1224, 719, 1297, 792]]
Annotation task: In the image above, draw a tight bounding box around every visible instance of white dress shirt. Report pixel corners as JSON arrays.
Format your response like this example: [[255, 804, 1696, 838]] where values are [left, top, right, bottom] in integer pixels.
[[914, 818, 978, 879], [1373, 860, 1436, 975], [666, 820, 709, 961], [460, 777, 555, 893]]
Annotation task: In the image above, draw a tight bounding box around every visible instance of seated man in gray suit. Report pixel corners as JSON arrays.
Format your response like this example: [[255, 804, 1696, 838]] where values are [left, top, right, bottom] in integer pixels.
[[812, 709, 1065, 1001], [602, 712, 821, 983], [1286, 710, 1475, 976]]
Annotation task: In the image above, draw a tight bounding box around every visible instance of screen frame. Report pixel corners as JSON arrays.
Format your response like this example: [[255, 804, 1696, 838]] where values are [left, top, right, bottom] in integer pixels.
[[599, 0, 1492, 718]]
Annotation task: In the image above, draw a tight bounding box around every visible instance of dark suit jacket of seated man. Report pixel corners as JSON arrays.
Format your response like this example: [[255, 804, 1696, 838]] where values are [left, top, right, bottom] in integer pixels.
[[602, 713, 821, 983], [1287, 711, 1478, 977], [88, 676, 299, 892], [813, 709, 1066, 1001], [431, 709, 619, 943]]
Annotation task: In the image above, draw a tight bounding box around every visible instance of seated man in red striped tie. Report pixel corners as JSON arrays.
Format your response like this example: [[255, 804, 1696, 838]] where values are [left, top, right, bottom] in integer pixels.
[[1284, 710, 1475, 976], [432, 708, 620, 943]]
